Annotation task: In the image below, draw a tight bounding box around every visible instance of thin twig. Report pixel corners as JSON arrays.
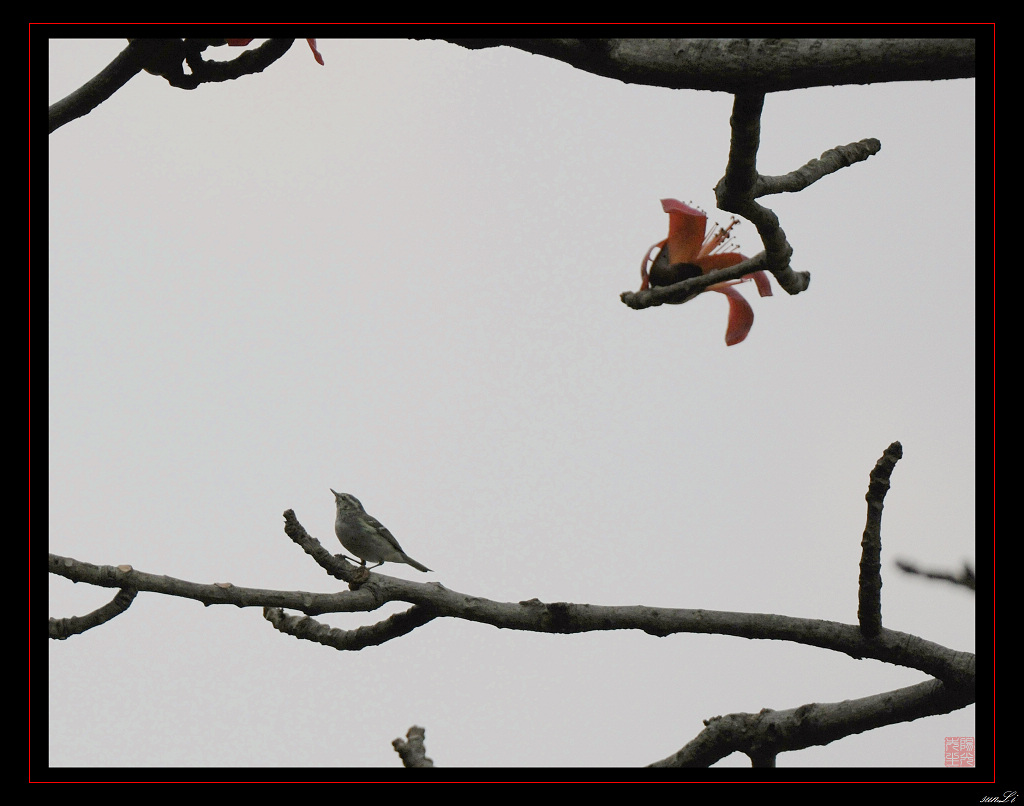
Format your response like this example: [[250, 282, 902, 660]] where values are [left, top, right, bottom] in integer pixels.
[[758, 139, 882, 196], [895, 559, 976, 592], [859, 442, 903, 637], [264, 604, 439, 650], [393, 726, 434, 768], [49, 587, 138, 639]]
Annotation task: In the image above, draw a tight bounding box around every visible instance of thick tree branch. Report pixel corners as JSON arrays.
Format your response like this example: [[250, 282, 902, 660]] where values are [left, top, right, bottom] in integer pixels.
[[50, 548, 974, 690], [49, 41, 149, 134], [50, 38, 975, 136], [714, 92, 804, 294], [436, 39, 976, 93], [650, 678, 975, 768]]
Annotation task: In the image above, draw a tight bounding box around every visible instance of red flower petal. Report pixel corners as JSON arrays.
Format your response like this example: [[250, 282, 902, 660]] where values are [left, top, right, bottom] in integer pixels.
[[661, 198, 706, 265], [711, 285, 756, 346], [750, 270, 773, 297], [307, 39, 324, 65], [640, 239, 667, 291], [696, 252, 748, 274]]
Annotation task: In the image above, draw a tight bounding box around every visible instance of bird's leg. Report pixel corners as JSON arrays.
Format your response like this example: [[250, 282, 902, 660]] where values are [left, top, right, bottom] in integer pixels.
[[337, 553, 364, 565]]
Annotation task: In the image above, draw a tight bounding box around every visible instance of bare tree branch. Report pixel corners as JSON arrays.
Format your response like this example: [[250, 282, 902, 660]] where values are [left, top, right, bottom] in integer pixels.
[[49, 41, 149, 134], [714, 91, 804, 294], [393, 726, 434, 768], [622, 251, 777, 309], [48, 38, 977, 764], [759, 138, 882, 196], [282, 507, 379, 586], [650, 678, 975, 768], [50, 37, 975, 135], [623, 88, 884, 315], [623, 89, 880, 312], [896, 559, 976, 592], [48, 586, 138, 639], [48, 39, 297, 134], [264, 603, 439, 650], [859, 442, 903, 637], [49, 546, 975, 690], [48, 551, 381, 613], [168, 38, 295, 88], [434, 39, 976, 93]]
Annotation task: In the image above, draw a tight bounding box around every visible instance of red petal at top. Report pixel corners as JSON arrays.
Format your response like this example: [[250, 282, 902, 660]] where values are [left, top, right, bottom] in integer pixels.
[[661, 199, 707, 265], [696, 252, 748, 273], [306, 39, 325, 65]]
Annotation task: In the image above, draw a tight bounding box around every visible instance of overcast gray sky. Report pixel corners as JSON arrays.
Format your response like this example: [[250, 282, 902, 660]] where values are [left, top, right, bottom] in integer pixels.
[[48, 38, 975, 769]]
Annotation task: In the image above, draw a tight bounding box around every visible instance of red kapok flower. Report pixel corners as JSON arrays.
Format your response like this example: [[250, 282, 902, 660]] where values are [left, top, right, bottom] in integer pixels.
[[226, 38, 324, 65], [640, 198, 772, 346]]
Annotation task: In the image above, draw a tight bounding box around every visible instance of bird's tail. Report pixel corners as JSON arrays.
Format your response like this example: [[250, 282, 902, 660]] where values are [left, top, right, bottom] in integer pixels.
[[404, 555, 431, 573]]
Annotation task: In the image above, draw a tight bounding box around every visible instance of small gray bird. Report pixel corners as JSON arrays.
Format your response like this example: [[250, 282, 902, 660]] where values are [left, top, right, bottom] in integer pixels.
[[331, 490, 431, 572]]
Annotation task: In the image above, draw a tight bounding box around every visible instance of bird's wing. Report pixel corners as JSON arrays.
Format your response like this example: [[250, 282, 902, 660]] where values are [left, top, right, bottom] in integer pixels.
[[363, 513, 406, 553]]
